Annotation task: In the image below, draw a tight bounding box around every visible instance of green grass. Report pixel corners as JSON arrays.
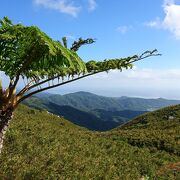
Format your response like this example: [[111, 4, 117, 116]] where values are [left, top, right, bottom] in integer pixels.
[[0, 105, 179, 179]]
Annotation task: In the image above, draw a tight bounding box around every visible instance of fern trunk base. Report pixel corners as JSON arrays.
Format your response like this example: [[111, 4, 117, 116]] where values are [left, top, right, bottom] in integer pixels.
[[0, 109, 13, 153]]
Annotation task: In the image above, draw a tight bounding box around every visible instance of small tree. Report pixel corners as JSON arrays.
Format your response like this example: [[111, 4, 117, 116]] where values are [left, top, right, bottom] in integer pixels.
[[0, 17, 160, 152]]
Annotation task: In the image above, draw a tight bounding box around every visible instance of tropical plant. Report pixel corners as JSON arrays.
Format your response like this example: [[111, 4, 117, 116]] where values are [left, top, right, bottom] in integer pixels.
[[0, 16, 160, 152]]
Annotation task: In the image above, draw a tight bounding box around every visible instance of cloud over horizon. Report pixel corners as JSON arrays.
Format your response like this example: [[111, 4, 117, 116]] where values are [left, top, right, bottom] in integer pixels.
[[1, 67, 180, 99], [47, 67, 180, 99]]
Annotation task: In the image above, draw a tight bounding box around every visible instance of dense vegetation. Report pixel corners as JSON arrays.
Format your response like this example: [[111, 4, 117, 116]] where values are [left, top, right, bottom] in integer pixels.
[[109, 105, 180, 155], [0, 105, 179, 179]]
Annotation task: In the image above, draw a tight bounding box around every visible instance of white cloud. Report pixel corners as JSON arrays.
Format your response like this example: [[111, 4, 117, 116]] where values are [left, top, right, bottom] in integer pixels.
[[163, 1, 180, 39], [91, 68, 180, 81], [145, 0, 180, 40], [145, 17, 162, 28], [88, 0, 97, 11], [34, 0, 98, 16], [34, 0, 81, 17], [116, 25, 132, 34]]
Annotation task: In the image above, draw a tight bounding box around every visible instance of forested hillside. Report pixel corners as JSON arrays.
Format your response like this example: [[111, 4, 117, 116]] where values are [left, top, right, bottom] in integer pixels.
[[23, 95, 148, 131], [36, 91, 180, 111]]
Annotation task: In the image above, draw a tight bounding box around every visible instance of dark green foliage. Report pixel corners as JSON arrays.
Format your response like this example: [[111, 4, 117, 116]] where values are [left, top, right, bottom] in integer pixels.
[[62, 37, 67, 48], [71, 38, 95, 52], [0, 105, 179, 179], [0, 17, 87, 79], [0, 16, 144, 81]]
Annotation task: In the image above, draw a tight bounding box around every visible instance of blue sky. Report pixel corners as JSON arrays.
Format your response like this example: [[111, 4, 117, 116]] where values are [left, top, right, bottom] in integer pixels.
[[1, 0, 180, 99]]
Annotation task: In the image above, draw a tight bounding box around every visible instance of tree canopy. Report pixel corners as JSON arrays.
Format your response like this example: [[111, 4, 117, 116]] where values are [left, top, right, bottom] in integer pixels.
[[0, 16, 161, 109]]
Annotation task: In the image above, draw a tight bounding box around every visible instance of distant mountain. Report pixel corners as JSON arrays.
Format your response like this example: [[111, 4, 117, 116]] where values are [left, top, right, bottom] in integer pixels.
[[37, 91, 180, 111], [23, 97, 145, 131], [23, 91, 180, 131]]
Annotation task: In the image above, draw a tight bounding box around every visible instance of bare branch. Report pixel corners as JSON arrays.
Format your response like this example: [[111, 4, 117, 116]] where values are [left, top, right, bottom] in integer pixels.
[[17, 79, 35, 97], [129, 49, 161, 63], [17, 74, 64, 96], [17, 71, 101, 104]]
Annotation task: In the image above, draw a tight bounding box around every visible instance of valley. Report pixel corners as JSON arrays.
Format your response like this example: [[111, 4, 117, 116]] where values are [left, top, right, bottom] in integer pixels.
[[23, 91, 180, 131]]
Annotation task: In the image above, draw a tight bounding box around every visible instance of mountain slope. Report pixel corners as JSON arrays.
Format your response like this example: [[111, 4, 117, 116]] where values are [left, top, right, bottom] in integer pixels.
[[23, 91, 180, 131], [46, 102, 120, 131], [23, 96, 147, 131], [90, 109, 148, 122], [39, 91, 180, 111], [0, 105, 179, 179]]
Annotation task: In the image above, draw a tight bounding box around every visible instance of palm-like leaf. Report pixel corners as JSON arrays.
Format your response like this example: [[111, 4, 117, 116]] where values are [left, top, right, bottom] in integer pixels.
[[0, 17, 87, 79]]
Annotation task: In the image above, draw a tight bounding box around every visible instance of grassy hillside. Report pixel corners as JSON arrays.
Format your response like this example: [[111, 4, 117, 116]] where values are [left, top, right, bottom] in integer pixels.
[[109, 105, 180, 155], [0, 105, 179, 179]]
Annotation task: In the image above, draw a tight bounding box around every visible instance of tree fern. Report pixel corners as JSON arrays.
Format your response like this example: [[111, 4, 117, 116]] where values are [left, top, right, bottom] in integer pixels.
[[0, 17, 161, 153]]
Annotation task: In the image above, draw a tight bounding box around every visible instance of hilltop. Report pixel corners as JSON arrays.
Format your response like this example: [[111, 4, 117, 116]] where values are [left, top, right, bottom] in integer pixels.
[[0, 105, 179, 179]]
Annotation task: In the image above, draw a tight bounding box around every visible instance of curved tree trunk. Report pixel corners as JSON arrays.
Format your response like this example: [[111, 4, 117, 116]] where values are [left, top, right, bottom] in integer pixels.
[[0, 86, 18, 153], [0, 108, 13, 153]]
